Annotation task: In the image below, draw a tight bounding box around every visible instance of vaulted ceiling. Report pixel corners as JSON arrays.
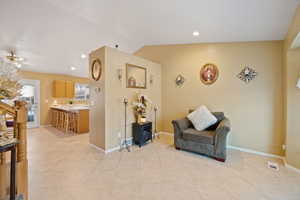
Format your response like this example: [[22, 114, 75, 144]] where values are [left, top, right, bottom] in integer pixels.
[[0, 0, 299, 77]]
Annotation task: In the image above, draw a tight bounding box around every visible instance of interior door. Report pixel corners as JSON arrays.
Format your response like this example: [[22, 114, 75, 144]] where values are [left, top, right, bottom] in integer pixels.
[[19, 79, 40, 128]]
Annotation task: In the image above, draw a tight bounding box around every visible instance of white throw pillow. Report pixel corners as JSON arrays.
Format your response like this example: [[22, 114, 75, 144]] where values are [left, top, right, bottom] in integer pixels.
[[187, 106, 217, 131]]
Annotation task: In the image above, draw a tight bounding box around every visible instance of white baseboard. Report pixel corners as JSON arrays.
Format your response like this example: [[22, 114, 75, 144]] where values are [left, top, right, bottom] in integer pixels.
[[228, 145, 284, 159], [285, 163, 300, 173], [90, 137, 134, 154], [283, 158, 300, 173], [90, 131, 300, 173], [89, 143, 105, 153], [100, 133, 161, 153], [163, 131, 283, 160]]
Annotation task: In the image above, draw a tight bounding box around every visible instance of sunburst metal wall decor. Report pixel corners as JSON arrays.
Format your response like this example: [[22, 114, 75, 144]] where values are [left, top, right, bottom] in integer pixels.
[[237, 66, 258, 83]]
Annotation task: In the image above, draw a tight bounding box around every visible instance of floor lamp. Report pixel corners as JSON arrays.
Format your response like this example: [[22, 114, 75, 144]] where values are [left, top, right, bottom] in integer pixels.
[[120, 98, 130, 152]]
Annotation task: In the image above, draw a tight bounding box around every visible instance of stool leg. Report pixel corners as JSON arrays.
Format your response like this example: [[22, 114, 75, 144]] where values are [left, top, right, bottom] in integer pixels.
[[65, 113, 69, 133]]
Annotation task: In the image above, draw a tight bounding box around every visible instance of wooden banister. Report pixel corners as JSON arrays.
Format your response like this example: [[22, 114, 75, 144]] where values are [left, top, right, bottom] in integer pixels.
[[0, 100, 28, 200], [0, 101, 16, 117]]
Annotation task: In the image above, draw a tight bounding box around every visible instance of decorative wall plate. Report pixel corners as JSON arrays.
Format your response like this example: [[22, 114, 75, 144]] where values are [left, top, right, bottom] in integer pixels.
[[237, 66, 257, 83], [91, 59, 102, 81], [200, 63, 219, 85]]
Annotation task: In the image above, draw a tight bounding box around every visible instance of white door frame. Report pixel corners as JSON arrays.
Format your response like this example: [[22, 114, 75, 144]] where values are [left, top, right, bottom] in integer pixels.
[[20, 79, 41, 128]]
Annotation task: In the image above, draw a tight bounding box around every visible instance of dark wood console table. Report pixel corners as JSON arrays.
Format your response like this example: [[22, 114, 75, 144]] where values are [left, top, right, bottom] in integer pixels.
[[0, 141, 17, 200], [132, 122, 152, 147]]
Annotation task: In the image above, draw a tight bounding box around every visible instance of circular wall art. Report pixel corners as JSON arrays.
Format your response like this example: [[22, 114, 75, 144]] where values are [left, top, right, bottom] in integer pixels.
[[200, 63, 219, 85], [91, 59, 102, 81]]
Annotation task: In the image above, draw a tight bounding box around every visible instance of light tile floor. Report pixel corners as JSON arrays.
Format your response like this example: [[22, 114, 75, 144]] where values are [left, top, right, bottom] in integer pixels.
[[28, 127, 300, 200]]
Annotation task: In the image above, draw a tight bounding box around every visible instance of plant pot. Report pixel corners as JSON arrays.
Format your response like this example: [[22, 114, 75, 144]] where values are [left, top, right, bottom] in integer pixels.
[[140, 117, 146, 123]]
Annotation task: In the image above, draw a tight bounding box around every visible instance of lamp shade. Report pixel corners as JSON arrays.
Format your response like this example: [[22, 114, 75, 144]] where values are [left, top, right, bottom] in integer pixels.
[[297, 78, 300, 88]]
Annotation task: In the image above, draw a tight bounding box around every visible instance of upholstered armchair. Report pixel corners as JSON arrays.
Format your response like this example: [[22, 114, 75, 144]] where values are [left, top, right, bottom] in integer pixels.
[[172, 112, 231, 162]]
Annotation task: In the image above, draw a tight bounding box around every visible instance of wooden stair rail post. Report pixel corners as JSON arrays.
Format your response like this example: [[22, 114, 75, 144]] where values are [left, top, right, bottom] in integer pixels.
[[0, 103, 16, 200], [15, 100, 28, 200], [0, 101, 28, 200], [0, 110, 7, 165]]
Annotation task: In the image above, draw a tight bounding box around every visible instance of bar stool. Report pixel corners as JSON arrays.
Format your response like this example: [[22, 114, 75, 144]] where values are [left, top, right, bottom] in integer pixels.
[[63, 111, 70, 133], [58, 111, 65, 130], [68, 111, 78, 133], [52, 110, 59, 128], [54, 110, 59, 128]]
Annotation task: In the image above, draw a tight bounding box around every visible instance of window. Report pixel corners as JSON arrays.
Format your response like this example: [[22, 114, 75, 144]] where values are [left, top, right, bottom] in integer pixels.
[[74, 83, 90, 100]]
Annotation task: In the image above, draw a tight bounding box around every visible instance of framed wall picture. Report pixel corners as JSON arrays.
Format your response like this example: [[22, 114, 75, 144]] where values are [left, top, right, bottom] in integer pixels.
[[200, 63, 219, 85], [91, 59, 102, 81], [126, 64, 147, 89]]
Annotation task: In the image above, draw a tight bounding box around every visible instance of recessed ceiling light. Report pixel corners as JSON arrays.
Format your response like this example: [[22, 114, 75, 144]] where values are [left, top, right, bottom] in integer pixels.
[[71, 66, 76, 71], [193, 31, 200, 36], [81, 54, 87, 59]]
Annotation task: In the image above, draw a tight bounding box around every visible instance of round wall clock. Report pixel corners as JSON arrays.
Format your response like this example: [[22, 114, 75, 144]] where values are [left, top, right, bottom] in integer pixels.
[[200, 63, 219, 85], [91, 59, 102, 81]]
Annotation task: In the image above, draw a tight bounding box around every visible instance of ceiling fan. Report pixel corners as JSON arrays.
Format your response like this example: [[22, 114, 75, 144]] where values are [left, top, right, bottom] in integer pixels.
[[0, 50, 27, 68], [6, 50, 25, 62]]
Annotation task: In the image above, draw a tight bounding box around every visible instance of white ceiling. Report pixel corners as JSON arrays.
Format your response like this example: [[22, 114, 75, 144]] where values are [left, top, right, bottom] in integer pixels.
[[0, 0, 299, 77]]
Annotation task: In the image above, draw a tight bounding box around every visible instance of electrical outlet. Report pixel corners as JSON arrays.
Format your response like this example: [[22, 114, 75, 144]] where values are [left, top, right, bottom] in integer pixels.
[[90, 101, 95, 106], [282, 144, 286, 150]]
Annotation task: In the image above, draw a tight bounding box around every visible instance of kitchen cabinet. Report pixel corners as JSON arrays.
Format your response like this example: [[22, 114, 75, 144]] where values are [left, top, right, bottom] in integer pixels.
[[53, 80, 74, 98], [53, 80, 66, 98], [65, 81, 74, 98]]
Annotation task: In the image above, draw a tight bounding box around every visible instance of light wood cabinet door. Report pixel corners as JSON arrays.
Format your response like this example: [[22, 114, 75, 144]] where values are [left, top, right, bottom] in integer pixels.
[[53, 80, 66, 98], [77, 110, 89, 133], [65, 81, 74, 98]]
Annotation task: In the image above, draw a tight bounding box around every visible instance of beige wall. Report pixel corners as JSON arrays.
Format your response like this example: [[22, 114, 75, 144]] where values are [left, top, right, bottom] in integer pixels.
[[105, 47, 162, 150], [19, 70, 90, 126], [284, 5, 300, 169], [135, 41, 284, 156], [89, 47, 106, 149], [89, 46, 162, 150]]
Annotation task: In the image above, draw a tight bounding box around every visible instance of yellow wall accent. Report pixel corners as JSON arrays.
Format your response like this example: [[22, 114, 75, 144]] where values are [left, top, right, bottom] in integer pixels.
[[284, 5, 300, 169], [135, 41, 284, 156], [19, 70, 89, 126]]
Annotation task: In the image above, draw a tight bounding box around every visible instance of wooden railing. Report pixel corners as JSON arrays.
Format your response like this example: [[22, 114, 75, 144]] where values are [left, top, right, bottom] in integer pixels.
[[0, 101, 28, 200]]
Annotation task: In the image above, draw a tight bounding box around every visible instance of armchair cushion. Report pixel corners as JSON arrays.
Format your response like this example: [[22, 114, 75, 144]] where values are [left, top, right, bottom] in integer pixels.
[[183, 128, 215, 145], [206, 112, 225, 130], [187, 106, 217, 131]]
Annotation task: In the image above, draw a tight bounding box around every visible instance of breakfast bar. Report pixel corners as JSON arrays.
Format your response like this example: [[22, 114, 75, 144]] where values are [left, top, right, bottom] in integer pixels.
[[50, 105, 89, 134]]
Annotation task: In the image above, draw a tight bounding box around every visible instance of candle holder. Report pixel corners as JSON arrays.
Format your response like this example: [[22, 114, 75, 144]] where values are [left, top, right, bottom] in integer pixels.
[[154, 106, 159, 139], [120, 98, 130, 152]]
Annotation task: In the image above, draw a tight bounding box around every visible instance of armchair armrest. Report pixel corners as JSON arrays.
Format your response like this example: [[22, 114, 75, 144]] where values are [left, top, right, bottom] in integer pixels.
[[172, 118, 192, 148], [172, 118, 192, 133], [216, 118, 230, 133], [214, 118, 231, 160]]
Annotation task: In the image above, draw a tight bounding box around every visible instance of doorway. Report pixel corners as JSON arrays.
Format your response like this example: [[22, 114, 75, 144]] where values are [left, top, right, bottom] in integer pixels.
[[19, 79, 40, 128]]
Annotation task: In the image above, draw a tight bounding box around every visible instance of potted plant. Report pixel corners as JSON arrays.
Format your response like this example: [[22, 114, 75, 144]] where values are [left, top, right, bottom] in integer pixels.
[[132, 93, 152, 123]]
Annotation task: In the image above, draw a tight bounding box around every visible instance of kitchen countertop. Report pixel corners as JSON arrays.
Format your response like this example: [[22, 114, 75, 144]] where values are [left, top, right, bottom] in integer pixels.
[[50, 105, 89, 111]]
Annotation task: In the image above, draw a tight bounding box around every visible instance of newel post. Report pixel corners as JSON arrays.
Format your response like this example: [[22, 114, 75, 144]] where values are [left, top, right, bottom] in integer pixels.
[[14, 100, 28, 200], [15, 101, 27, 162]]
